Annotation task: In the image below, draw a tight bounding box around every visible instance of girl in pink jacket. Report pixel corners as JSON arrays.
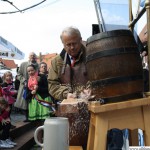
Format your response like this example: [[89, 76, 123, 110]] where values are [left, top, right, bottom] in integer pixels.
[[1, 71, 17, 117]]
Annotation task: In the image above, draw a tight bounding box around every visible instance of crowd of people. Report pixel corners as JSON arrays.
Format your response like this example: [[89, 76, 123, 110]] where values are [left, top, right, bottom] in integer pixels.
[[0, 52, 55, 148], [0, 26, 149, 149]]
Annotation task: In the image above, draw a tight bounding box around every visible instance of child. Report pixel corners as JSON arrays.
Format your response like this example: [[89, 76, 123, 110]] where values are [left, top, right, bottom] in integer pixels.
[[26, 64, 53, 119], [1, 71, 17, 115], [26, 64, 53, 142], [0, 97, 16, 148], [1, 71, 17, 129]]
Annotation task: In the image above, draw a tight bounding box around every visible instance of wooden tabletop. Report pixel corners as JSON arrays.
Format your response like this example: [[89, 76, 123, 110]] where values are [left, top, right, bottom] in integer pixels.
[[88, 97, 150, 113]]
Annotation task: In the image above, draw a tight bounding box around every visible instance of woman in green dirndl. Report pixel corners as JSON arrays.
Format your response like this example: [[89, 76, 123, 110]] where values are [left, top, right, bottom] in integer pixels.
[[26, 63, 54, 142]]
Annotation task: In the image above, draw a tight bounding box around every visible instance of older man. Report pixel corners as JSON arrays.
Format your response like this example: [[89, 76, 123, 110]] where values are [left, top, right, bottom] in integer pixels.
[[48, 26, 90, 100], [14, 52, 39, 122], [47, 26, 90, 149]]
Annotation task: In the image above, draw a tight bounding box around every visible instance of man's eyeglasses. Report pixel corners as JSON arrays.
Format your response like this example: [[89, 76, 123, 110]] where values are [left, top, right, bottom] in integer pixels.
[[64, 41, 80, 49]]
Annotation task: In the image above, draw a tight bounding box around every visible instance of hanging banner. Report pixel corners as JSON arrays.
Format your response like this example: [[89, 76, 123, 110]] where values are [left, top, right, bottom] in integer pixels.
[[0, 52, 8, 57], [0, 36, 25, 60]]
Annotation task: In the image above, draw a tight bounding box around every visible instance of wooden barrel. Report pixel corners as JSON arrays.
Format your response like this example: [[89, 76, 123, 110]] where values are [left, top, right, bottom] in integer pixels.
[[86, 30, 143, 103]]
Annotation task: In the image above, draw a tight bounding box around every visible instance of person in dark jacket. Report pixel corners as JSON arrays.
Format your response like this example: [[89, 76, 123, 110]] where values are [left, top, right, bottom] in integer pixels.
[[0, 76, 3, 85], [14, 75, 20, 91]]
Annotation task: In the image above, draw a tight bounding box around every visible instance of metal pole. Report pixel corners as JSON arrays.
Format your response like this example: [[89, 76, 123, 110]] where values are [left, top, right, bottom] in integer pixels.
[[94, 0, 102, 32], [129, 0, 133, 31], [97, 0, 106, 32], [145, 0, 150, 91], [94, 0, 106, 32]]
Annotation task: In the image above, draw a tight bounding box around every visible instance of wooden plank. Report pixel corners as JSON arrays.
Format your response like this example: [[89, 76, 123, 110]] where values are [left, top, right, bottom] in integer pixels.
[[87, 123, 95, 150], [42, 146, 83, 150], [94, 114, 108, 150], [88, 97, 150, 113], [11, 128, 35, 150], [69, 146, 83, 150], [143, 105, 150, 145]]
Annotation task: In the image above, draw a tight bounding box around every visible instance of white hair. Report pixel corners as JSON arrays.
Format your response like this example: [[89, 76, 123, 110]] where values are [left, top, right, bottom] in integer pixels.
[[60, 26, 81, 41], [29, 52, 37, 58]]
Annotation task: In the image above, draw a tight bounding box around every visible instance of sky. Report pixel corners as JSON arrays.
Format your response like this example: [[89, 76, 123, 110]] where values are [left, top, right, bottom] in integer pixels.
[[0, 0, 98, 65], [100, 0, 129, 26], [100, 0, 146, 34], [0, 0, 146, 66]]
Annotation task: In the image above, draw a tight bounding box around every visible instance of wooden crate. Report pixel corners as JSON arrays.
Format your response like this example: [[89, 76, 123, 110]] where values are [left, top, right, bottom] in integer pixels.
[[87, 97, 150, 150]]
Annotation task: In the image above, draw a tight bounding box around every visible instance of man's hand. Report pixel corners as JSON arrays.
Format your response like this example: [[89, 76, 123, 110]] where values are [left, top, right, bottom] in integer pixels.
[[31, 90, 36, 95], [80, 89, 95, 100], [67, 93, 76, 99]]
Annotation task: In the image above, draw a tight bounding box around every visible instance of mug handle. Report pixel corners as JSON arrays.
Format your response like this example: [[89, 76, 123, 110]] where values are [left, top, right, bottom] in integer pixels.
[[34, 126, 44, 147]]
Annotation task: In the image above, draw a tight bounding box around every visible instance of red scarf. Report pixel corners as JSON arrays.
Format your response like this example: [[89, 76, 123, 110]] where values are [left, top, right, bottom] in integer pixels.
[[28, 72, 38, 90]]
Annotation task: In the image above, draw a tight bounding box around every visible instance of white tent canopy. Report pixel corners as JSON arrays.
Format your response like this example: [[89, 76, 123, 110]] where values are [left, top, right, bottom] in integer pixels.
[[0, 36, 25, 60]]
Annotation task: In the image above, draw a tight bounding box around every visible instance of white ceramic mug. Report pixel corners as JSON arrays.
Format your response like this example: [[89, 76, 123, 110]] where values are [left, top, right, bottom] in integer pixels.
[[34, 117, 69, 150]]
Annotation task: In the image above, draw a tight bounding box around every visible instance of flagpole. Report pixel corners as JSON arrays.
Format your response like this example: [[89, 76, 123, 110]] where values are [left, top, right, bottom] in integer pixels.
[[145, 0, 150, 91]]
